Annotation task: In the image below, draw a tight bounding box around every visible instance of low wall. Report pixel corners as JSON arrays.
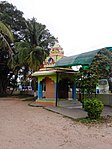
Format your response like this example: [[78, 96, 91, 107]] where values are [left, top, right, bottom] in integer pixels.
[[78, 93, 112, 106], [20, 90, 34, 96], [96, 94, 112, 106]]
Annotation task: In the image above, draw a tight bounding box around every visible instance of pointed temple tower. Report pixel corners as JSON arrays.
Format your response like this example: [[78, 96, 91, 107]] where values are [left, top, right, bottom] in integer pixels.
[[43, 42, 64, 67]]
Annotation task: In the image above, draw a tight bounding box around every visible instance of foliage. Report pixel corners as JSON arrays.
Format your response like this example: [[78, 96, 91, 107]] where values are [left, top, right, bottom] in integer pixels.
[[0, 1, 26, 41], [83, 98, 104, 119], [76, 117, 98, 123], [74, 68, 98, 95], [0, 1, 58, 90], [90, 48, 112, 80], [25, 18, 57, 70], [0, 21, 16, 95], [0, 1, 58, 95], [25, 18, 57, 51], [0, 21, 14, 65], [15, 18, 57, 81]]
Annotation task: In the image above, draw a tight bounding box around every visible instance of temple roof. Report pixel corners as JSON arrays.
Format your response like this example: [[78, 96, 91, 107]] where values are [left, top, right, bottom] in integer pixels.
[[55, 47, 112, 67], [31, 67, 75, 77], [55, 49, 99, 67]]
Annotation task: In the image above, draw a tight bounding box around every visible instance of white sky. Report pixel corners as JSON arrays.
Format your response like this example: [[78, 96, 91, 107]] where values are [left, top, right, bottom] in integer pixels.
[[6, 0, 112, 56]]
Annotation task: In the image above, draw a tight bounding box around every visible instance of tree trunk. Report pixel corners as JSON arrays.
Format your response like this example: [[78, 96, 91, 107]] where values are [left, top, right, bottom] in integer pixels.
[[33, 77, 37, 98], [0, 73, 8, 95]]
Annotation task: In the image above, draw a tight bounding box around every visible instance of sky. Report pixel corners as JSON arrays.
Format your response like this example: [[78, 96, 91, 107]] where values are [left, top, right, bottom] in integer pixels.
[[5, 0, 112, 56]]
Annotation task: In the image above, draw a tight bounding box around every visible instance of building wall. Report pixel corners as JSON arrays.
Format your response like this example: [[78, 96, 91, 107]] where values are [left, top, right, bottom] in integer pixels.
[[46, 77, 55, 98]]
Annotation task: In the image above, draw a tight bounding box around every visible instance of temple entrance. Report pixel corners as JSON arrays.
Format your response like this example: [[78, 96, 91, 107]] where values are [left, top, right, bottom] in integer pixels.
[[58, 79, 74, 99], [41, 77, 55, 98]]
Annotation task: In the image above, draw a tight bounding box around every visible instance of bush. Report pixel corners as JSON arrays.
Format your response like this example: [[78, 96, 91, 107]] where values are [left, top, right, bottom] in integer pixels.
[[83, 98, 104, 119]]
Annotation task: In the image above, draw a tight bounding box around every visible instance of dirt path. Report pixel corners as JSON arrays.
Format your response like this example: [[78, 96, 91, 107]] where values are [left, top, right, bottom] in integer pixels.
[[0, 97, 112, 149]]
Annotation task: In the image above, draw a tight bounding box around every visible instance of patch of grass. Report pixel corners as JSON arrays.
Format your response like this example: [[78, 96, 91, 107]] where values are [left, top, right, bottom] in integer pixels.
[[76, 117, 100, 124], [63, 115, 112, 126], [75, 115, 112, 125]]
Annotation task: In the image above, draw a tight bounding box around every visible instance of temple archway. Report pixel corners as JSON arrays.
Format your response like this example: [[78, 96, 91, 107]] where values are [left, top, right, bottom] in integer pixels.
[[58, 78, 74, 99]]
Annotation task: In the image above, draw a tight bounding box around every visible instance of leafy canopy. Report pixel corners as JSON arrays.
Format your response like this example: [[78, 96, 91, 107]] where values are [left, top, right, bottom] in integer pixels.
[[0, 1, 26, 41], [0, 21, 15, 95]]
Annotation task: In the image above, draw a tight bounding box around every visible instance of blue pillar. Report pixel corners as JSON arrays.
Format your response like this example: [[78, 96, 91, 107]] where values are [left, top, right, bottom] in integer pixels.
[[72, 84, 76, 99], [38, 82, 42, 99]]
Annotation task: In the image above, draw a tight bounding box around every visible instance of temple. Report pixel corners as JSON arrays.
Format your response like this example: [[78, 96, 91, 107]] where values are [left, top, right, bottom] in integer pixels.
[[32, 43, 76, 106]]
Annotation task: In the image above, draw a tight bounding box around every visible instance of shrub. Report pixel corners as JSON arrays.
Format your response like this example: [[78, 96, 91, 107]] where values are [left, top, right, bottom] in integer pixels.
[[83, 98, 104, 119]]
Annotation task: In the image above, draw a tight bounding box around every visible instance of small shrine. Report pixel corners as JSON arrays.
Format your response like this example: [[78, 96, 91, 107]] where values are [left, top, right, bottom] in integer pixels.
[[32, 43, 76, 106]]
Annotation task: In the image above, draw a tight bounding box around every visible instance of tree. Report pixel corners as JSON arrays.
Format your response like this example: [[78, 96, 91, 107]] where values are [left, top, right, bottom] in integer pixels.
[[90, 48, 112, 80], [0, 1, 26, 41], [0, 21, 15, 95], [0, 1, 57, 73], [0, 1, 58, 95], [25, 18, 57, 51], [15, 18, 57, 95], [16, 18, 57, 76]]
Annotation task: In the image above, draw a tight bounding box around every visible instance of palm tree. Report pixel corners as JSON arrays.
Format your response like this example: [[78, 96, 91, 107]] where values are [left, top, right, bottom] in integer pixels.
[[15, 18, 57, 96], [25, 18, 56, 51], [0, 21, 15, 95], [16, 18, 57, 74]]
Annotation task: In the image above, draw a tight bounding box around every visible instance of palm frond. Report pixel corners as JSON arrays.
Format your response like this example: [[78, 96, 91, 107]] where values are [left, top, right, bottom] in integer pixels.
[[0, 21, 14, 42]]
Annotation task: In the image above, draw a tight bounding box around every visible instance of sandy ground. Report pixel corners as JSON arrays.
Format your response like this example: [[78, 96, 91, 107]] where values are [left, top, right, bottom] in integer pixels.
[[0, 97, 112, 149]]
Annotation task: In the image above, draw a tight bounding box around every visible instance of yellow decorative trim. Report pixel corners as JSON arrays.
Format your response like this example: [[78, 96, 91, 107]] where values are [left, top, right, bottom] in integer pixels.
[[48, 75, 56, 82], [37, 74, 61, 83], [38, 76, 45, 83]]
